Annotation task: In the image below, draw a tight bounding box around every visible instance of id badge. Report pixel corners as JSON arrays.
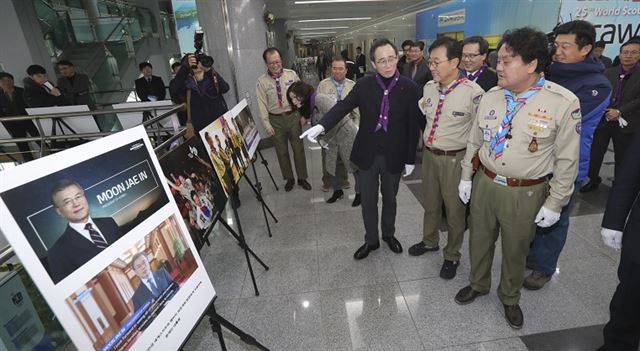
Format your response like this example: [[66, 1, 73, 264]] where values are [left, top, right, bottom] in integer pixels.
[[482, 128, 492, 142], [493, 174, 508, 186]]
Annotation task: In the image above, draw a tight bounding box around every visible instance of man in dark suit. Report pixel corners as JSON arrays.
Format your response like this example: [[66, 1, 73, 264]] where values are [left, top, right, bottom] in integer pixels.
[[0, 72, 40, 161], [597, 132, 640, 351], [22, 65, 69, 108], [316, 50, 329, 81], [397, 40, 413, 69], [56, 60, 94, 109], [582, 39, 640, 192], [302, 38, 420, 260], [47, 179, 123, 283], [355, 46, 366, 79], [134, 62, 166, 102], [130, 252, 177, 311], [461, 36, 498, 92], [402, 41, 432, 88], [594, 40, 613, 69]]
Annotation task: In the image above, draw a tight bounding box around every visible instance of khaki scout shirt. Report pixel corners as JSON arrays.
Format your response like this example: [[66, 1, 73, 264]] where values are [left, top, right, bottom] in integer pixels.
[[418, 79, 484, 151], [317, 77, 360, 122], [256, 68, 300, 130], [461, 80, 581, 212]]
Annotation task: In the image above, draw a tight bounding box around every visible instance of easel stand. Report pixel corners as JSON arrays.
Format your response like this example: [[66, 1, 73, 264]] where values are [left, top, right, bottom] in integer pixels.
[[207, 300, 270, 351], [242, 162, 278, 237], [213, 210, 269, 270], [256, 149, 278, 190]]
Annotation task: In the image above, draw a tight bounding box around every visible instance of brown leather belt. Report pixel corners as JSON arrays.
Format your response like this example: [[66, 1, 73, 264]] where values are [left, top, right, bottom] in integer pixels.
[[425, 147, 466, 156], [269, 112, 288, 116], [480, 164, 548, 187]]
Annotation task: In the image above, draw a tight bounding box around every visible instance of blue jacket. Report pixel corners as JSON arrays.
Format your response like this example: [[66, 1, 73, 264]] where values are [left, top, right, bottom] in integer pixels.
[[548, 55, 612, 181]]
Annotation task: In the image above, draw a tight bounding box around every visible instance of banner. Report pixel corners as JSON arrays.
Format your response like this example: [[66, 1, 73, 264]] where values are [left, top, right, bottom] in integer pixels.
[[0, 126, 216, 351], [560, 0, 640, 59], [171, 0, 200, 54]]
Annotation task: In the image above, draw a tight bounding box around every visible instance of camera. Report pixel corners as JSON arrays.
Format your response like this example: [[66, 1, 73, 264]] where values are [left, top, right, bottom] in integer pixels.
[[190, 27, 214, 69]]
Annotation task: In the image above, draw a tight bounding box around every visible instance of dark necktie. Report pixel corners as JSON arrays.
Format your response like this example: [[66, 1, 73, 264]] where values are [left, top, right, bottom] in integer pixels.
[[147, 278, 159, 297], [85, 223, 108, 249]]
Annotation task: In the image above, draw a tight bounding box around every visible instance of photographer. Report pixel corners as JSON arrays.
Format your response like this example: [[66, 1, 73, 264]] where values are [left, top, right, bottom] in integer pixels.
[[170, 53, 230, 134]]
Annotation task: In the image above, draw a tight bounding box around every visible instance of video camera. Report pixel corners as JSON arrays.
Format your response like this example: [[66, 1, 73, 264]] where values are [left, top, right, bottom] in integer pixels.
[[191, 27, 214, 69]]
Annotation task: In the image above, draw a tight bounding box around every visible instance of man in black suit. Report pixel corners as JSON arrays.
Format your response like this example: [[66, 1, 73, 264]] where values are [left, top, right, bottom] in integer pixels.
[[134, 62, 166, 102], [0, 72, 40, 161], [302, 38, 420, 260], [56, 60, 94, 109], [130, 252, 177, 312], [597, 132, 640, 351], [461, 36, 498, 92], [401, 41, 432, 88], [355, 46, 366, 79], [582, 39, 640, 192], [316, 50, 329, 81], [22, 65, 69, 108], [594, 40, 613, 69], [47, 179, 123, 283]]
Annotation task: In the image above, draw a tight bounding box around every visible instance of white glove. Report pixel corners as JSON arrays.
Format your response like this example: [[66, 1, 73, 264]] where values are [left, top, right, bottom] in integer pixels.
[[299, 124, 324, 143], [618, 117, 628, 128], [601, 228, 623, 250], [403, 164, 415, 177], [458, 180, 472, 204], [534, 206, 561, 227]]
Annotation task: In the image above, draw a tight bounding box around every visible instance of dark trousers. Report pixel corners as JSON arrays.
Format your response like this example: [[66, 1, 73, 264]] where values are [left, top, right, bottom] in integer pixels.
[[589, 122, 634, 181], [359, 155, 401, 245], [318, 68, 327, 81], [1, 120, 40, 161], [603, 255, 640, 351]]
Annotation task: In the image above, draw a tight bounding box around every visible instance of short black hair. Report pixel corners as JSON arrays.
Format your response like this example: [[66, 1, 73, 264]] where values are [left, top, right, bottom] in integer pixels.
[[139, 62, 152, 71], [462, 36, 489, 55], [27, 65, 47, 76], [401, 40, 413, 48], [370, 38, 398, 62], [56, 60, 74, 67], [286, 81, 315, 118], [262, 47, 282, 62], [554, 20, 596, 53], [340, 49, 350, 60], [0, 72, 14, 80], [50, 179, 83, 206], [620, 37, 640, 51], [410, 41, 425, 51], [595, 40, 606, 49], [190, 190, 198, 200], [356, 46, 362, 50], [428, 36, 462, 62], [497, 27, 550, 73], [171, 62, 181, 70], [331, 57, 347, 66]]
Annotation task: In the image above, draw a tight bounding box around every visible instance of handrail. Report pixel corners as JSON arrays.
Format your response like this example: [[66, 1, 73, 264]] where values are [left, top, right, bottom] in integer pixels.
[[0, 104, 183, 123]]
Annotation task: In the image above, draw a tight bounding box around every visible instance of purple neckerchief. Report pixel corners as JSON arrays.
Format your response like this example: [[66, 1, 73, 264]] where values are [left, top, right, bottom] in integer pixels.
[[308, 92, 317, 118], [464, 64, 487, 81], [611, 62, 639, 108], [374, 70, 400, 132]]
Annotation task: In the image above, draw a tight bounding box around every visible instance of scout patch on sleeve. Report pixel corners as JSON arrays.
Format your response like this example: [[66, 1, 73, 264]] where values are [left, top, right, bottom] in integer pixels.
[[575, 121, 581, 135], [571, 108, 581, 120]]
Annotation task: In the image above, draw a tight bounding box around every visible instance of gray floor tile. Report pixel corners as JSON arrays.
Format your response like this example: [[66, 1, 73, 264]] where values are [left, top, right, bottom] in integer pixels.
[[315, 210, 366, 247], [200, 246, 248, 299], [569, 214, 621, 262], [182, 299, 240, 351], [432, 337, 528, 351], [317, 245, 397, 290], [243, 213, 317, 252]]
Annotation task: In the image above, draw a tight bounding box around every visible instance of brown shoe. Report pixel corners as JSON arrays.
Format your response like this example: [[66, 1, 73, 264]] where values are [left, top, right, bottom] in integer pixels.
[[523, 270, 552, 291], [503, 304, 523, 329], [454, 286, 488, 305]]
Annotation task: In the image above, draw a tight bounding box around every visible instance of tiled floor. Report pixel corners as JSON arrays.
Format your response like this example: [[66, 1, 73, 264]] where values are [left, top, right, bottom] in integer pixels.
[[183, 141, 627, 351]]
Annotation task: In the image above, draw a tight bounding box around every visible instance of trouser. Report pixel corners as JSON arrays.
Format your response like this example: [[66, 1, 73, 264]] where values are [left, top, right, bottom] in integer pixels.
[[318, 68, 326, 80], [421, 149, 466, 261], [2, 120, 40, 161], [321, 148, 349, 190], [603, 255, 640, 351], [527, 180, 580, 275], [269, 112, 308, 181], [468, 170, 547, 305], [588, 122, 634, 181], [359, 155, 401, 245]]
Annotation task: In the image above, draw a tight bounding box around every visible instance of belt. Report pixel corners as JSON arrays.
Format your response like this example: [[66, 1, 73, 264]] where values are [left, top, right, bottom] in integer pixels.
[[269, 112, 289, 116], [480, 164, 548, 187], [425, 147, 466, 156]]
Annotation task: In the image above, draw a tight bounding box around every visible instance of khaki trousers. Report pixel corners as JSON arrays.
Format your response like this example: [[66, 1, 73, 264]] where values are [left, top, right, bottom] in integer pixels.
[[269, 112, 308, 181]]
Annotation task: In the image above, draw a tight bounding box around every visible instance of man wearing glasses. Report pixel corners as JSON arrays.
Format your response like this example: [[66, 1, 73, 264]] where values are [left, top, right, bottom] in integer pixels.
[[301, 39, 421, 260], [47, 179, 123, 283], [461, 36, 497, 92]]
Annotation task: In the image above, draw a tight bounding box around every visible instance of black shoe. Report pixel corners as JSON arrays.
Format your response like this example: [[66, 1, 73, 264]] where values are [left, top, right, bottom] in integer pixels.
[[326, 190, 344, 203], [454, 286, 488, 305], [285, 179, 295, 192], [351, 193, 361, 207], [354, 242, 379, 260], [580, 177, 601, 193], [382, 236, 403, 253], [503, 304, 523, 329], [298, 179, 312, 190], [440, 260, 459, 280], [408, 242, 440, 256]]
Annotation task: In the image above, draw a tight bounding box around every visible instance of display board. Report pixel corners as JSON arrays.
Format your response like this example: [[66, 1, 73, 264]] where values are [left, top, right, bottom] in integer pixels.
[[111, 101, 180, 130], [227, 99, 260, 159], [0, 126, 216, 351]]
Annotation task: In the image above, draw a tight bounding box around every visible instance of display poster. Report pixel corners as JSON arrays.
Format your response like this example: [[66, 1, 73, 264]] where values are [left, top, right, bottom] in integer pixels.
[[199, 111, 251, 197], [560, 0, 640, 59], [159, 137, 227, 243], [229, 99, 261, 159], [171, 0, 200, 54], [0, 126, 216, 351]]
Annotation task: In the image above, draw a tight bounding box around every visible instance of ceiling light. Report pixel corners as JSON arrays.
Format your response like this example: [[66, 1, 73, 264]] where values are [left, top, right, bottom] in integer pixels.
[[298, 26, 349, 30], [295, 0, 385, 3], [298, 17, 371, 22], [297, 31, 337, 35]]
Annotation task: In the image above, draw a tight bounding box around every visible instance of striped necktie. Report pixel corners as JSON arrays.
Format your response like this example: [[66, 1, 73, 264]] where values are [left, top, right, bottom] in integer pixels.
[[85, 223, 108, 250]]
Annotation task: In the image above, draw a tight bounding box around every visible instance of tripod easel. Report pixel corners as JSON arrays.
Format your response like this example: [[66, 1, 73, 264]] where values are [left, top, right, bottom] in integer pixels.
[[206, 298, 270, 351]]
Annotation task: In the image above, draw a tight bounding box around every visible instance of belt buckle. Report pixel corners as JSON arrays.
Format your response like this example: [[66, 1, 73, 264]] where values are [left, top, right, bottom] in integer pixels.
[[493, 174, 508, 186]]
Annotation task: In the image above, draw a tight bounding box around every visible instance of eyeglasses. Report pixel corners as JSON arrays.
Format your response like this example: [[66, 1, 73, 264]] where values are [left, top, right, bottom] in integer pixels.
[[58, 194, 85, 208], [375, 56, 397, 66], [427, 59, 452, 67], [554, 42, 577, 51], [462, 53, 482, 60], [620, 50, 640, 56], [267, 61, 282, 66]]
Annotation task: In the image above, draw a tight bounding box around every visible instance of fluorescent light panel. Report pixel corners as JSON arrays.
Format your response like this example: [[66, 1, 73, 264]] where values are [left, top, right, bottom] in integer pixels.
[[298, 17, 371, 22]]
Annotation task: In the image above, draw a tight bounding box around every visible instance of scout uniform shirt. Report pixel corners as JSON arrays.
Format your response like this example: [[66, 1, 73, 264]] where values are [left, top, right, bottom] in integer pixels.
[[317, 77, 360, 122], [256, 68, 300, 130], [418, 79, 484, 151], [461, 79, 581, 212]]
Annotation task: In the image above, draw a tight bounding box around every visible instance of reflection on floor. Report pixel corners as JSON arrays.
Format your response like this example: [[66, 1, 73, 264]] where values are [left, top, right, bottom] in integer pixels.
[[183, 141, 630, 351]]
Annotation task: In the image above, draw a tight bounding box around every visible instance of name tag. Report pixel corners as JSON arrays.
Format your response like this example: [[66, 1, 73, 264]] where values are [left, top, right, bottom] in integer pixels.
[[493, 174, 508, 186], [482, 128, 492, 142], [452, 111, 466, 117]]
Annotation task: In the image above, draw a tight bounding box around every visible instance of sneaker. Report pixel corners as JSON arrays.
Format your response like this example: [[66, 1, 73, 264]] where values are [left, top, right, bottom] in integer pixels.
[[439, 260, 459, 280], [523, 270, 552, 291], [408, 242, 439, 256]]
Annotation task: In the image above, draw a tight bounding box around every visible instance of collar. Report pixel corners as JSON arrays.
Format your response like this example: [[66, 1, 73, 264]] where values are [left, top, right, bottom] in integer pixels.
[[68, 217, 99, 241]]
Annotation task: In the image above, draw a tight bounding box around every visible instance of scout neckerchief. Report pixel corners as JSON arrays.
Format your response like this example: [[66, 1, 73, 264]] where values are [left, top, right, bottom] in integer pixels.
[[268, 69, 284, 108], [489, 74, 545, 160], [425, 73, 467, 145], [611, 62, 638, 108], [308, 92, 317, 120], [374, 70, 400, 132], [465, 64, 487, 81], [331, 78, 346, 101]]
